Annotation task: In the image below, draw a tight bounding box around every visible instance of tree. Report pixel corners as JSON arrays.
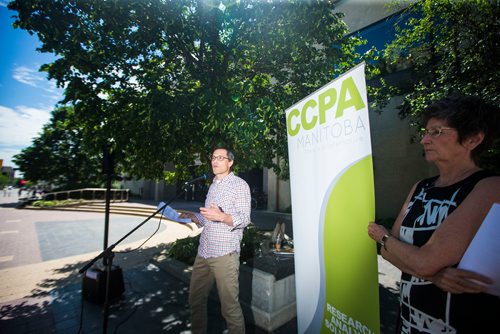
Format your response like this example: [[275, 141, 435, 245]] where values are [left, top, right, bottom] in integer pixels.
[[0, 174, 10, 188], [13, 106, 104, 189], [9, 0, 384, 181], [382, 0, 500, 170]]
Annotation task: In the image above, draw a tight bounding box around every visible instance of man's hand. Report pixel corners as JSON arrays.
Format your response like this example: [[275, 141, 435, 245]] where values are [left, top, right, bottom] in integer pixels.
[[200, 204, 229, 225], [427, 267, 492, 294], [179, 212, 199, 224]]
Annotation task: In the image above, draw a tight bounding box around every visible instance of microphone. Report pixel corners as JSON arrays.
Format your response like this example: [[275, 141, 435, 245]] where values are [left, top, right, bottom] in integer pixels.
[[184, 173, 209, 185]]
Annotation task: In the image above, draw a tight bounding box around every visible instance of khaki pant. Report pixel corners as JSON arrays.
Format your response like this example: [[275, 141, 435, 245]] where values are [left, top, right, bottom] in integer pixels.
[[189, 253, 245, 334]]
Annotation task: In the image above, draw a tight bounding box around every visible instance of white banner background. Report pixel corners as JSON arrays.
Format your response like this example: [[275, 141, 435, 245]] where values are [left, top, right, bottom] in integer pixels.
[[286, 62, 378, 333]]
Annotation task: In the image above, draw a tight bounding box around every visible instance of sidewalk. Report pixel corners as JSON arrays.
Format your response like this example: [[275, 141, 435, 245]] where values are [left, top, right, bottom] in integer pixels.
[[0, 193, 400, 333]]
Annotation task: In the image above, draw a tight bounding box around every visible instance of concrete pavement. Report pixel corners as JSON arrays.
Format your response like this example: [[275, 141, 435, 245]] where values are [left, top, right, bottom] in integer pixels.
[[0, 191, 401, 333], [0, 192, 299, 333]]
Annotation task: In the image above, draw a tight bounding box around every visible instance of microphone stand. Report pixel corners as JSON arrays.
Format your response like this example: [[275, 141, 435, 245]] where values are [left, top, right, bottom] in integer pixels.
[[79, 184, 192, 334]]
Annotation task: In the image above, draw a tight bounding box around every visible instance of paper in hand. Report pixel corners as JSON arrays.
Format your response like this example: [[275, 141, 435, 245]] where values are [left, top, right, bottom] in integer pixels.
[[458, 203, 500, 296], [157, 202, 192, 224]]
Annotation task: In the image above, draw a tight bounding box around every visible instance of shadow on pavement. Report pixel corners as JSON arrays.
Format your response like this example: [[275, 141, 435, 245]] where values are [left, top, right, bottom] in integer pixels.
[[1, 243, 297, 333], [0, 257, 399, 333], [0, 202, 19, 208], [0, 244, 200, 333]]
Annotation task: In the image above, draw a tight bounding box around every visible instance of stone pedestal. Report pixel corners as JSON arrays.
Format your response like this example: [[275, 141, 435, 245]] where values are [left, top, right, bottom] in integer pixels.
[[240, 255, 296, 331]]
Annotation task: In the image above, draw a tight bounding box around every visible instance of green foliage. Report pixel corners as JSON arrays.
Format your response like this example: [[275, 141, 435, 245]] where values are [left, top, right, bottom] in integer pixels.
[[8, 0, 384, 182], [240, 224, 266, 261], [382, 0, 500, 170], [0, 174, 10, 188], [164, 171, 179, 185], [12, 106, 104, 189], [167, 234, 200, 265], [32, 200, 56, 207], [31, 199, 84, 207]]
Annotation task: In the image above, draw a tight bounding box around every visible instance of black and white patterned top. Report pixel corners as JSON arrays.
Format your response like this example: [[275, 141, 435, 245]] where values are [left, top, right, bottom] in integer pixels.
[[399, 170, 500, 333]]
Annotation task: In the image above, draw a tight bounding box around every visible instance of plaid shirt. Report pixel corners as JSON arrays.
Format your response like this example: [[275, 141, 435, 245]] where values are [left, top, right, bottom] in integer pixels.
[[194, 172, 251, 258]]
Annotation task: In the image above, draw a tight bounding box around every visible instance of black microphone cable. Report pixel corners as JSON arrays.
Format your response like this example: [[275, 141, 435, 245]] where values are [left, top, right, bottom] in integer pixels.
[[76, 212, 165, 333], [76, 181, 204, 333], [116, 213, 164, 255]]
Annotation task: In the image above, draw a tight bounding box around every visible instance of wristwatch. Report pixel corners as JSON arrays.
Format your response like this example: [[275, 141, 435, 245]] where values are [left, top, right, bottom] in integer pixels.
[[380, 234, 391, 251]]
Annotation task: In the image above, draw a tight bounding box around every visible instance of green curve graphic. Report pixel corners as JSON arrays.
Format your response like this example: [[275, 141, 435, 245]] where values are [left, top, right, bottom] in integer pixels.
[[321, 155, 379, 334]]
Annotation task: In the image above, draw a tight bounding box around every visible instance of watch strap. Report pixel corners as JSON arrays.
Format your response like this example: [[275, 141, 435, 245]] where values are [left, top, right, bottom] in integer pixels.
[[380, 234, 391, 251]]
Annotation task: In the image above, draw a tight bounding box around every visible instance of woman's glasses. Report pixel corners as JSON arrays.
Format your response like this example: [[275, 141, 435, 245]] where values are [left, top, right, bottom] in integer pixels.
[[419, 127, 455, 138]]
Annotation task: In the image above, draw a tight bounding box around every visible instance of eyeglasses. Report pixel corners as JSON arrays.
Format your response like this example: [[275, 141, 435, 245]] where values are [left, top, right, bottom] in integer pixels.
[[419, 127, 455, 138], [210, 155, 230, 161]]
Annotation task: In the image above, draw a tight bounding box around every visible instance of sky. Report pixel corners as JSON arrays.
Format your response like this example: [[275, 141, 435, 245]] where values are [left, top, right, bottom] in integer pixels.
[[0, 1, 64, 173]]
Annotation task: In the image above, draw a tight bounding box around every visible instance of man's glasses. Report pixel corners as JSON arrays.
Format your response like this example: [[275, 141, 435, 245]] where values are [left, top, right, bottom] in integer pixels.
[[419, 127, 455, 138], [210, 155, 230, 161]]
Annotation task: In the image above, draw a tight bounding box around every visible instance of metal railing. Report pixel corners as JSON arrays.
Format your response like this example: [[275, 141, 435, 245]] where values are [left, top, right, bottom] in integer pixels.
[[42, 188, 129, 202]]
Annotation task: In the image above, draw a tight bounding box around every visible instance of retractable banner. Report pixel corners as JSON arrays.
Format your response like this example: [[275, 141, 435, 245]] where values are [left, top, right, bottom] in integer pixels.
[[286, 62, 379, 333]]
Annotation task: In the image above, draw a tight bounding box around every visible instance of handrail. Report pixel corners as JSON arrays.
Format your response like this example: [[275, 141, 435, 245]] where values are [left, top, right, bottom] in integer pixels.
[[42, 188, 129, 202]]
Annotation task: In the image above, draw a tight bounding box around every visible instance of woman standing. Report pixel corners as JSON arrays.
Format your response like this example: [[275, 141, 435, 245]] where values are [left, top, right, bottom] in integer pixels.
[[368, 96, 500, 333]]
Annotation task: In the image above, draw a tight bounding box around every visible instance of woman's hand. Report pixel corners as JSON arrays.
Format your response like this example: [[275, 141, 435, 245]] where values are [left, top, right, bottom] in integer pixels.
[[427, 267, 492, 294], [367, 222, 390, 243]]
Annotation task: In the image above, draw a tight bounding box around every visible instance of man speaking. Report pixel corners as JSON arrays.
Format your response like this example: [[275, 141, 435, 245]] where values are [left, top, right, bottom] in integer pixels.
[[181, 146, 251, 334]]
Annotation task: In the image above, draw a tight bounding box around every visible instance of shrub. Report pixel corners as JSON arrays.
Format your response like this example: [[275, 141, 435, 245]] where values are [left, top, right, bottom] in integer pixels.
[[167, 234, 200, 265], [31, 199, 84, 207], [240, 224, 266, 262], [167, 224, 266, 265]]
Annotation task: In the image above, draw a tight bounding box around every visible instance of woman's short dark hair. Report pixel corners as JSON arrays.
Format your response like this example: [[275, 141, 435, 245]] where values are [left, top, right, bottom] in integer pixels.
[[212, 146, 235, 161], [422, 95, 500, 163]]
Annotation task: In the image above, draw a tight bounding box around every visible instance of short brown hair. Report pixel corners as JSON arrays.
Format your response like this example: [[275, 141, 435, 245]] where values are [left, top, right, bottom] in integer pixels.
[[422, 96, 499, 163]]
